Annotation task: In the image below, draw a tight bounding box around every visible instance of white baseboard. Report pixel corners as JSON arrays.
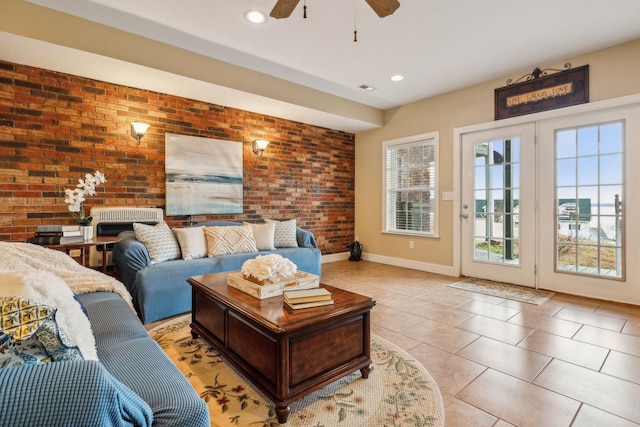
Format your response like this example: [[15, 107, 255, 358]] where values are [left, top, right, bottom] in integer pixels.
[[321, 252, 351, 263], [322, 251, 457, 277]]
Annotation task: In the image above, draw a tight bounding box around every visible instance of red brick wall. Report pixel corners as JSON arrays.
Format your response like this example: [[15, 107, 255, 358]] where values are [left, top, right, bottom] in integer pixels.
[[0, 60, 355, 254]]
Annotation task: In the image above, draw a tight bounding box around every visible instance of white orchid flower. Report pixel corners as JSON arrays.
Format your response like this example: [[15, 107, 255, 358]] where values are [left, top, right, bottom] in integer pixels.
[[62, 171, 107, 225]]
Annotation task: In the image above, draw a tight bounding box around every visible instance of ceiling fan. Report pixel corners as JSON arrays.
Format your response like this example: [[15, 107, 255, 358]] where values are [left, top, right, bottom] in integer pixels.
[[270, 0, 400, 19]]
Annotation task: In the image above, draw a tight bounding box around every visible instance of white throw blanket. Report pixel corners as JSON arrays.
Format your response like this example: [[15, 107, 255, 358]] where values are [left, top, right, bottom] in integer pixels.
[[0, 242, 134, 310]]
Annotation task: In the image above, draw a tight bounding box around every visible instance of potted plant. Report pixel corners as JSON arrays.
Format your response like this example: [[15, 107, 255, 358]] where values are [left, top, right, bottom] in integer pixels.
[[63, 171, 107, 240]]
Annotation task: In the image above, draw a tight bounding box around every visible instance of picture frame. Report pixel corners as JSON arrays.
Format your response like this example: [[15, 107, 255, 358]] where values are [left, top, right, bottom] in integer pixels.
[[165, 133, 243, 215]]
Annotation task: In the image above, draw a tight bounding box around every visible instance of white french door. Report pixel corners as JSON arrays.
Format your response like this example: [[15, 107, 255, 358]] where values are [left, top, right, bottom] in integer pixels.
[[538, 105, 640, 304], [459, 102, 640, 304], [460, 124, 536, 287]]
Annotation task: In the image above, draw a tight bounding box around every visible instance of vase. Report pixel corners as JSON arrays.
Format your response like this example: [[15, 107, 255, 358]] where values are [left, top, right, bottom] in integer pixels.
[[80, 225, 94, 241]]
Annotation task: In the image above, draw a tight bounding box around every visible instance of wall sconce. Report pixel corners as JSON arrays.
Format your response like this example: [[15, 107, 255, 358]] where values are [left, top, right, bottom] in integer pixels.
[[252, 139, 269, 157], [130, 122, 150, 143]]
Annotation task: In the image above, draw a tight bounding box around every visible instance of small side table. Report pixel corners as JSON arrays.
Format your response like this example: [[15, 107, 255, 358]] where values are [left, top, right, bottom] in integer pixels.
[[42, 236, 121, 273]]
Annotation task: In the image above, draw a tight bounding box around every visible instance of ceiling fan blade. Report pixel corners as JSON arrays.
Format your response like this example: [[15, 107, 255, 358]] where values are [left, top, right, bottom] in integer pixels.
[[270, 0, 301, 19], [364, 0, 400, 18]]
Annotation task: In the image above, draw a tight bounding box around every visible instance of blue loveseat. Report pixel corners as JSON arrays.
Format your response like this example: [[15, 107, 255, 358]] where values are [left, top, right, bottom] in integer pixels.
[[113, 220, 322, 324], [0, 290, 210, 427]]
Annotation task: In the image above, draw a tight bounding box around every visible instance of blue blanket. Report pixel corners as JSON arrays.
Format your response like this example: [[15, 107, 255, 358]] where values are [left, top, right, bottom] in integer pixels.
[[0, 360, 153, 427]]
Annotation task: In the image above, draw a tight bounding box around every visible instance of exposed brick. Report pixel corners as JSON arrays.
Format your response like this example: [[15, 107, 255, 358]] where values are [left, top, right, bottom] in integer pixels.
[[0, 60, 355, 254]]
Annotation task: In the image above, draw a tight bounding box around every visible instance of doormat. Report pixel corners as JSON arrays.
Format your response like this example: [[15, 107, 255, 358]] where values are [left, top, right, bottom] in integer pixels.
[[448, 279, 555, 305]]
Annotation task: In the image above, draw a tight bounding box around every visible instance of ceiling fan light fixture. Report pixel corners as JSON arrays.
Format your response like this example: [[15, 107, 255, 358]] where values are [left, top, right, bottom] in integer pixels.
[[270, 0, 399, 19], [244, 10, 267, 24]]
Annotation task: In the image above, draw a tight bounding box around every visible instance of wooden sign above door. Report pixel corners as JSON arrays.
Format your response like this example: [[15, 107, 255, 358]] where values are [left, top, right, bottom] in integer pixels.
[[495, 64, 589, 120]]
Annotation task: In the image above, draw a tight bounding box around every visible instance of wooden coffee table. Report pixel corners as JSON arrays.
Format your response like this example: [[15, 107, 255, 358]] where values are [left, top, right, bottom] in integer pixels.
[[187, 271, 376, 423]]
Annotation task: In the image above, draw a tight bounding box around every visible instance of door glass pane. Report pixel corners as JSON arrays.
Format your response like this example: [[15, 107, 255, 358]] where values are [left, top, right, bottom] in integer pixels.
[[473, 138, 520, 264], [557, 158, 576, 186], [555, 121, 624, 278], [600, 155, 622, 184], [556, 130, 577, 158], [577, 157, 598, 185], [577, 127, 598, 156]]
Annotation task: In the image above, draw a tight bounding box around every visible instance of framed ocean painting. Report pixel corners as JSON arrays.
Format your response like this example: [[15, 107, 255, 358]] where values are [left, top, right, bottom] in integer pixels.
[[165, 133, 243, 215]]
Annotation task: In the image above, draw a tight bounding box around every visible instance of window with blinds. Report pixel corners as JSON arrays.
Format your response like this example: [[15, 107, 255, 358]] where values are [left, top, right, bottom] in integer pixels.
[[383, 132, 439, 236]]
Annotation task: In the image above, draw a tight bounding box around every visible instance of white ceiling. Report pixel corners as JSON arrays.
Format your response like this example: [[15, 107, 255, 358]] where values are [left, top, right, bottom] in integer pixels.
[[5, 0, 640, 132]]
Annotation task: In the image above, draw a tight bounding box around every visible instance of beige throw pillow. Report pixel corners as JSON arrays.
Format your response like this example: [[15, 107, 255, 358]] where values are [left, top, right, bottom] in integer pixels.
[[173, 226, 207, 260], [245, 222, 276, 251], [204, 225, 258, 257]]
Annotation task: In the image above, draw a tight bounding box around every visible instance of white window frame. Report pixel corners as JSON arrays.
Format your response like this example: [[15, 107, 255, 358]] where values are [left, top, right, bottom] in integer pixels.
[[382, 131, 439, 237]]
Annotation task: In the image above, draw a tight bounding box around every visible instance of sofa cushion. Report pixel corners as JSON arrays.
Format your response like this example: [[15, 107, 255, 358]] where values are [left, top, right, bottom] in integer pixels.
[[0, 333, 50, 368], [204, 224, 258, 256], [173, 226, 207, 260], [245, 222, 276, 251], [35, 317, 84, 362], [265, 218, 299, 248], [134, 222, 181, 264], [0, 296, 54, 340], [0, 270, 97, 361], [0, 302, 84, 366]]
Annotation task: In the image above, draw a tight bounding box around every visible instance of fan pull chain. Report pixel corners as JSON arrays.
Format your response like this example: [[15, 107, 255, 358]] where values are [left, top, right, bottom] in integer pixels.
[[303, 0, 307, 18], [353, 0, 358, 42]]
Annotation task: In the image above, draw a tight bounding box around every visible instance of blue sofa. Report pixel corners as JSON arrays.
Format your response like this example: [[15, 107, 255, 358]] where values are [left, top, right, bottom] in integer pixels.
[[113, 221, 322, 324], [0, 291, 210, 427]]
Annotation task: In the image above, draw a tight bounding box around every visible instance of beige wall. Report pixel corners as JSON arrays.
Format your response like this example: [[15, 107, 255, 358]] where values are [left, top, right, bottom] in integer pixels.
[[355, 38, 640, 271]]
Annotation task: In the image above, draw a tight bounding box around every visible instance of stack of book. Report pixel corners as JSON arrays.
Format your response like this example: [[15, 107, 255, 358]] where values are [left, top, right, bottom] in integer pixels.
[[283, 288, 333, 310], [27, 225, 84, 245]]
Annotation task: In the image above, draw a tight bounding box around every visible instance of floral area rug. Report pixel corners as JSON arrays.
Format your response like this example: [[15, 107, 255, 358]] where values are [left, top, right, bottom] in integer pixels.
[[448, 278, 555, 305], [149, 315, 445, 427]]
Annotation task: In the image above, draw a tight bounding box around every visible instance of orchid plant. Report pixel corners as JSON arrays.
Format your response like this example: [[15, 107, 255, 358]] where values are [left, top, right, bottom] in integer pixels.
[[63, 171, 107, 226]]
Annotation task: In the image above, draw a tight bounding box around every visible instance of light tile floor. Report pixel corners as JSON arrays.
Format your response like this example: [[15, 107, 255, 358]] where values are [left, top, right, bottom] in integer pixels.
[[320, 260, 640, 427]]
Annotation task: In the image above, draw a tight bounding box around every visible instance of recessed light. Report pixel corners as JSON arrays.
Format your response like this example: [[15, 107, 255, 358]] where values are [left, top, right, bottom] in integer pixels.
[[359, 84, 376, 91], [391, 74, 404, 82], [245, 10, 267, 24]]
